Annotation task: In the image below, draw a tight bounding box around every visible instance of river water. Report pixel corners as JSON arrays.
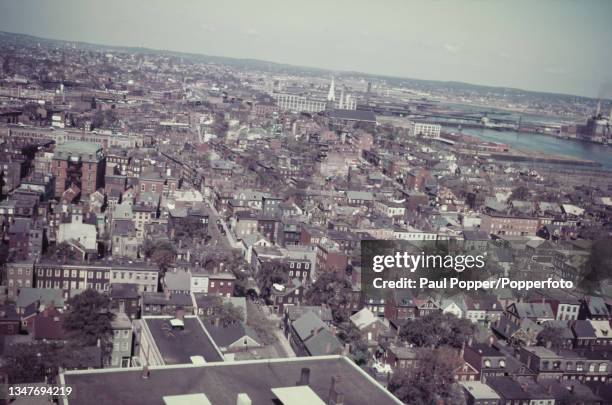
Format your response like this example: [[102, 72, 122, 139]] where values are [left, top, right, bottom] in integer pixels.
[[448, 127, 612, 170]]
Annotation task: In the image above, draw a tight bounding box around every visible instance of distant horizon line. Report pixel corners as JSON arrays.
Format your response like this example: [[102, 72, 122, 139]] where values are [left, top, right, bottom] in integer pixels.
[[0, 29, 607, 102]]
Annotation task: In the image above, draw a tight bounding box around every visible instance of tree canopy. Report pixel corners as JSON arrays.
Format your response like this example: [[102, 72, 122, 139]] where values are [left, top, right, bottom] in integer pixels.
[[2, 342, 102, 384], [509, 185, 530, 201], [255, 263, 289, 302], [63, 289, 114, 347], [537, 326, 568, 350], [173, 217, 208, 241], [200, 296, 244, 327], [304, 272, 353, 324], [388, 346, 465, 405], [141, 239, 175, 272], [399, 312, 476, 349], [579, 238, 612, 294]]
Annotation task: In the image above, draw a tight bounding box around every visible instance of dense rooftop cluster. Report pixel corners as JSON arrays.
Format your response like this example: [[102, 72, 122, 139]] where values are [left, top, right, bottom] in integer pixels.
[[0, 31, 610, 405]]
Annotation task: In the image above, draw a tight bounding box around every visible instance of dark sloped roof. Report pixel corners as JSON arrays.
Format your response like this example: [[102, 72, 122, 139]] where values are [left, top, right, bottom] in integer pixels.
[[486, 377, 529, 400], [203, 320, 258, 348], [110, 283, 140, 300], [571, 320, 597, 338], [327, 109, 376, 122], [304, 329, 343, 356], [286, 306, 333, 323], [142, 292, 193, 307], [293, 311, 326, 341]]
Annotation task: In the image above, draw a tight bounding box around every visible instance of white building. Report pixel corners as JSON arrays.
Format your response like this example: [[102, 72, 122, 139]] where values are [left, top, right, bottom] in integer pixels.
[[57, 211, 97, 251], [275, 94, 327, 113], [274, 78, 357, 113], [393, 226, 437, 241], [110, 313, 133, 368], [408, 121, 441, 138]]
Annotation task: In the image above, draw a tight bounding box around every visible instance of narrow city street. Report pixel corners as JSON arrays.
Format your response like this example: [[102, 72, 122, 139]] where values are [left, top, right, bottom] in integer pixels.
[[246, 299, 295, 358]]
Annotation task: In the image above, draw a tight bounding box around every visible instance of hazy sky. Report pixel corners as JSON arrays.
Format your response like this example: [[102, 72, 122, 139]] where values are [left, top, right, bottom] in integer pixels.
[[1, 0, 611, 98]]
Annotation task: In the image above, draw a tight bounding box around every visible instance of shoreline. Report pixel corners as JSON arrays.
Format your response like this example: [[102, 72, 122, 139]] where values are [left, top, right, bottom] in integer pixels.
[[447, 132, 605, 170]]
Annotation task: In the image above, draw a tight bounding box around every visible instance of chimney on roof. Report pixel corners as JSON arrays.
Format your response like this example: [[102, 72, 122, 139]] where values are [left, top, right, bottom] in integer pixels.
[[296, 367, 310, 386], [342, 343, 350, 356], [236, 393, 251, 405], [328, 375, 344, 405], [175, 308, 184, 321], [142, 365, 150, 379], [325, 341, 332, 354], [488, 336, 495, 347], [546, 340, 552, 349], [329, 391, 344, 405]]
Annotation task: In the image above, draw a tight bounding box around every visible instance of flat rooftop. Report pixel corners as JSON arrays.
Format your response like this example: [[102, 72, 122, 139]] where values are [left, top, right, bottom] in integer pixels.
[[272, 386, 326, 405], [460, 381, 501, 399], [61, 356, 402, 405], [54, 141, 103, 162], [143, 316, 223, 365]]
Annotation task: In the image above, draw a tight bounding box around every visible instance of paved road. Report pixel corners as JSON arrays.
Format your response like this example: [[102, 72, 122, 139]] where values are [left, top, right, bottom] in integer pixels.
[[205, 202, 241, 250], [246, 300, 295, 358], [273, 328, 296, 358]]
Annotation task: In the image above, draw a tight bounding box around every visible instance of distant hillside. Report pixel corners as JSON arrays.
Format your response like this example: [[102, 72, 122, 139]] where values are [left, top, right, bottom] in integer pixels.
[[0, 30, 602, 102]]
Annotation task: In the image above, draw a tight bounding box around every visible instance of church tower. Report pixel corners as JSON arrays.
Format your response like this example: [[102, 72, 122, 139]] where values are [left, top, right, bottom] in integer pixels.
[[326, 77, 335, 110]]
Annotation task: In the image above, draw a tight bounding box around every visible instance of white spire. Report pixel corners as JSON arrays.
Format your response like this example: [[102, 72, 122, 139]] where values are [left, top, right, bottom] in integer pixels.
[[327, 77, 335, 101], [339, 87, 345, 109]]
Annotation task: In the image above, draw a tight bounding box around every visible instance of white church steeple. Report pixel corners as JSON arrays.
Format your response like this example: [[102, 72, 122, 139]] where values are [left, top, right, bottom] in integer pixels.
[[327, 77, 335, 102]]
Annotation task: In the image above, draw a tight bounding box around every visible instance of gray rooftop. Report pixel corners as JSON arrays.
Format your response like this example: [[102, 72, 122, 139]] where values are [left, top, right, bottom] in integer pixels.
[[61, 356, 401, 405], [16, 288, 65, 309], [143, 316, 223, 365], [293, 311, 327, 341], [54, 142, 103, 162], [460, 381, 501, 400]]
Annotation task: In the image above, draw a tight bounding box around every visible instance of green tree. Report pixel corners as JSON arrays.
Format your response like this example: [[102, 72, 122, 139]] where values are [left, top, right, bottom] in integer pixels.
[[304, 272, 353, 324], [537, 326, 568, 350], [336, 323, 370, 366], [174, 217, 208, 240], [256, 263, 289, 302], [509, 185, 530, 201], [399, 312, 475, 349], [44, 241, 77, 262], [388, 346, 465, 405], [200, 296, 244, 326], [1, 343, 54, 383], [2, 342, 104, 384], [63, 289, 113, 347], [142, 239, 175, 273], [233, 271, 249, 297], [579, 238, 612, 294]]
